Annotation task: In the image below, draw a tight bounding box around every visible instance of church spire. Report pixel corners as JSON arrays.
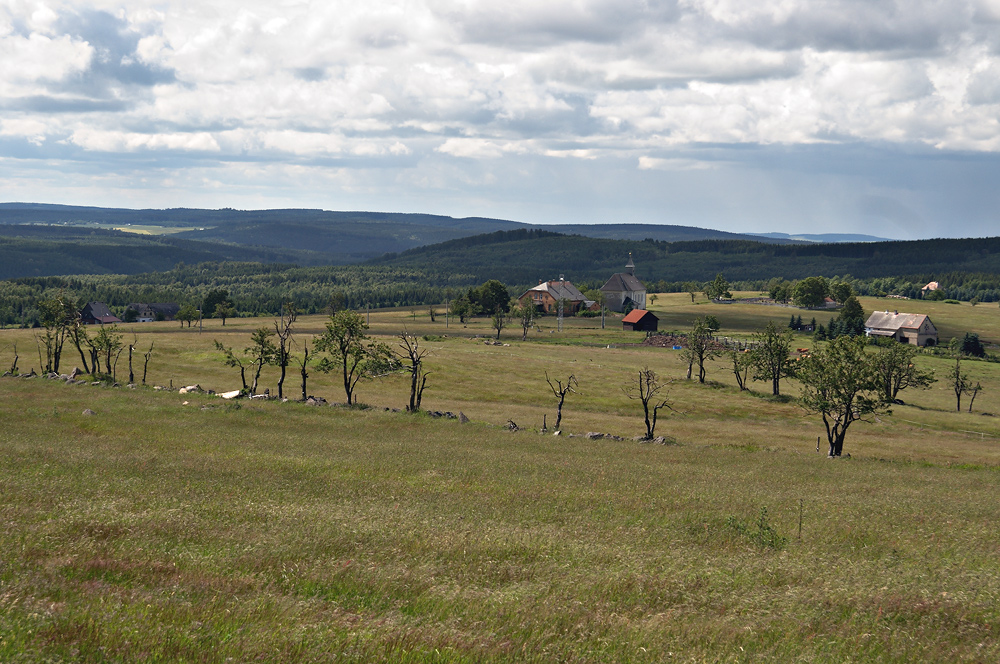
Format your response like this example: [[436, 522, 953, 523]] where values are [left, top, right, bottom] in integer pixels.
[[625, 252, 635, 276]]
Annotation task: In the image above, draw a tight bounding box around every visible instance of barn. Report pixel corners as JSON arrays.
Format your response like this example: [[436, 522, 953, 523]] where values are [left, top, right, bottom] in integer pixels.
[[622, 309, 658, 332]]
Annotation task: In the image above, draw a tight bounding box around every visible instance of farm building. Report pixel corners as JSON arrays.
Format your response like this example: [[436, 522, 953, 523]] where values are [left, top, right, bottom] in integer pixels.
[[79, 302, 121, 325], [601, 254, 647, 313], [864, 311, 939, 346], [622, 309, 658, 332], [518, 277, 599, 314], [125, 303, 181, 322]]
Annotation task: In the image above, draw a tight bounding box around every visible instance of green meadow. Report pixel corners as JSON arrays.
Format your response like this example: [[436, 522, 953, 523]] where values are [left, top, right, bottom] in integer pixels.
[[2, 293, 999, 662]]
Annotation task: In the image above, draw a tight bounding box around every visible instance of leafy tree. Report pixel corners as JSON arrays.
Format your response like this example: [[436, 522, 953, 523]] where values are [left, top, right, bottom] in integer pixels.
[[491, 307, 511, 340], [214, 340, 249, 391], [450, 296, 477, 324], [471, 280, 511, 316], [397, 332, 430, 412], [202, 289, 231, 318], [121, 307, 139, 323], [792, 276, 829, 308], [545, 372, 577, 431], [837, 296, 866, 336], [871, 339, 936, 402], [513, 301, 536, 341], [682, 317, 719, 383], [830, 281, 854, 304], [704, 273, 732, 300], [684, 281, 700, 303], [768, 280, 793, 303], [176, 304, 198, 328], [960, 332, 986, 358], [215, 301, 237, 326], [623, 367, 673, 440], [90, 325, 124, 375], [798, 335, 888, 457], [315, 310, 392, 405], [246, 327, 277, 395], [37, 296, 77, 373], [704, 315, 721, 332], [729, 349, 751, 391], [748, 321, 794, 396]]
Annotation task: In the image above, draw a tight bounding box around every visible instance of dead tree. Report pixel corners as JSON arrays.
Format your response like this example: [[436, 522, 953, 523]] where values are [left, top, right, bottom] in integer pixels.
[[294, 340, 315, 401], [968, 382, 983, 413], [545, 371, 577, 430], [273, 303, 298, 399], [142, 342, 154, 385], [128, 336, 136, 385], [397, 332, 430, 412], [8, 342, 18, 374], [623, 367, 674, 439]]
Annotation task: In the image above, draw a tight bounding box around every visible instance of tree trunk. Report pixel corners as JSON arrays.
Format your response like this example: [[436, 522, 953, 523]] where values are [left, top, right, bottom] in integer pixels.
[[277, 362, 286, 399]]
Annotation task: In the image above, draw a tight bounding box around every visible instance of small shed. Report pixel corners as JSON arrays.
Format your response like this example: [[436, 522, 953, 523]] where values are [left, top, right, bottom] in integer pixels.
[[622, 309, 658, 332]]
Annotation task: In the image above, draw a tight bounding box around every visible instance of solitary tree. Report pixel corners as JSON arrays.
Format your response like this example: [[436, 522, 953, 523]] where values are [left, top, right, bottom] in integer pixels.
[[176, 304, 199, 328], [798, 335, 888, 457], [273, 303, 297, 399], [682, 317, 719, 383], [704, 273, 732, 301], [246, 327, 278, 395], [397, 332, 430, 412], [871, 339, 935, 402], [952, 358, 972, 412], [684, 281, 700, 303], [729, 349, 751, 391], [960, 332, 986, 358], [472, 280, 511, 316], [491, 307, 511, 340], [215, 301, 237, 326], [202, 289, 231, 318], [545, 371, 577, 430], [293, 340, 315, 401], [830, 281, 854, 304], [513, 301, 536, 341], [792, 276, 829, 308], [749, 321, 794, 396], [450, 296, 476, 324], [315, 310, 392, 405], [623, 367, 673, 439]]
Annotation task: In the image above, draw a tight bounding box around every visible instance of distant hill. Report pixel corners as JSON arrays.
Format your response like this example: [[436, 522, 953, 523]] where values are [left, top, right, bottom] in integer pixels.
[[369, 228, 1000, 286], [751, 232, 895, 243], [0, 204, 805, 278]]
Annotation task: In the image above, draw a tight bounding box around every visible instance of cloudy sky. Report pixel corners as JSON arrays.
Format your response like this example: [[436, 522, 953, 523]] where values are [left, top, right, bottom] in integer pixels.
[[2, 0, 1000, 239]]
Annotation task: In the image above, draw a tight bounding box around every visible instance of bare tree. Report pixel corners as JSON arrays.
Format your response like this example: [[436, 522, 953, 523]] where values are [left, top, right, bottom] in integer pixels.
[[623, 367, 674, 439], [7, 342, 19, 374], [142, 342, 154, 386], [397, 332, 431, 412], [968, 381, 983, 413], [545, 372, 577, 431], [294, 340, 316, 401], [273, 303, 298, 399], [953, 358, 971, 412]]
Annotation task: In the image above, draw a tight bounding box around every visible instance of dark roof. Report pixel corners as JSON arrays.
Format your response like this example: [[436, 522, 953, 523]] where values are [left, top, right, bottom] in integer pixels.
[[520, 279, 588, 302], [601, 272, 645, 293], [81, 302, 115, 318], [622, 309, 657, 324]]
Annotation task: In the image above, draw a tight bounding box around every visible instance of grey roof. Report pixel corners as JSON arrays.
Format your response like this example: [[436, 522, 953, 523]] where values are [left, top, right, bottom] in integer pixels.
[[601, 272, 645, 293], [82, 302, 114, 318], [521, 280, 588, 302], [865, 311, 932, 332]]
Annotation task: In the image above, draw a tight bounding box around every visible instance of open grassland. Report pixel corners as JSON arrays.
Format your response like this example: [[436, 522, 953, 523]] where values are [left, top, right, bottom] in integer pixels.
[[2, 294, 1000, 661]]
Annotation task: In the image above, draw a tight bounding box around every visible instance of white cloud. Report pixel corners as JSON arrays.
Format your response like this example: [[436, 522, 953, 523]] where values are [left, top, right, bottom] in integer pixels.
[[1, 0, 1000, 237]]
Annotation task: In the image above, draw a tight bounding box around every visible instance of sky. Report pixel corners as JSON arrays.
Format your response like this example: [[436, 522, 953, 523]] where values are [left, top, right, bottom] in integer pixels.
[[2, 0, 1000, 239]]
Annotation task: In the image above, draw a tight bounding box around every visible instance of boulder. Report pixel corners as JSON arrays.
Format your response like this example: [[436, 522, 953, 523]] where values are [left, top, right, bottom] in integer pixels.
[[459, 412, 470, 424], [82, 409, 95, 416], [218, 390, 242, 400], [585, 432, 605, 440], [178, 384, 203, 395]]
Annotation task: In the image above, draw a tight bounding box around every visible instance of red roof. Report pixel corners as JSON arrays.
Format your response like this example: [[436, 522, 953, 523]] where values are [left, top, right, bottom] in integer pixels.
[[622, 309, 652, 323]]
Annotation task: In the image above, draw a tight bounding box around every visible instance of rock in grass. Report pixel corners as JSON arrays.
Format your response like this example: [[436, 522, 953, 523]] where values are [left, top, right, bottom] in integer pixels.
[[585, 432, 605, 440], [82, 409, 95, 416], [218, 390, 242, 400], [459, 412, 470, 424]]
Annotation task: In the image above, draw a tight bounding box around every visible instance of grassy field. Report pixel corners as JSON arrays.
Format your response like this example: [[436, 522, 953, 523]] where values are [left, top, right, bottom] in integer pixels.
[[2, 294, 1000, 661]]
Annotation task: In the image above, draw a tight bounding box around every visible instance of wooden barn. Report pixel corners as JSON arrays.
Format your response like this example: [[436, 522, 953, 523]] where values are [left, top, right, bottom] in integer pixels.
[[622, 309, 658, 332]]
